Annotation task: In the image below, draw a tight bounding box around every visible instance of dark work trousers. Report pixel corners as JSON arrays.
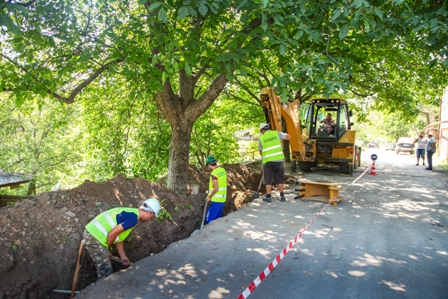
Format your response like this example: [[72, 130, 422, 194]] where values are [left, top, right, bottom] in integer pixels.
[[426, 151, 434, 170]]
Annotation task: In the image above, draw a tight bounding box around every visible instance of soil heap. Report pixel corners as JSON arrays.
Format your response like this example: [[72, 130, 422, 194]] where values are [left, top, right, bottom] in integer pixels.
[[0, 164, 263, 299]]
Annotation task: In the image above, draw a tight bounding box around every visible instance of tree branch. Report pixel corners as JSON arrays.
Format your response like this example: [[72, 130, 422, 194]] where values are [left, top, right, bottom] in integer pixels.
[[233, 77, 261, 103], [187, 73, 229, 121], [192, 64, 209, 85], [349, 89, 374, 97], [2, 52, 120, 104], [1, 53, 29, 73], [224, 89, 260, 107], [50, 59, 121, 104], [154, 80, 181, 124]]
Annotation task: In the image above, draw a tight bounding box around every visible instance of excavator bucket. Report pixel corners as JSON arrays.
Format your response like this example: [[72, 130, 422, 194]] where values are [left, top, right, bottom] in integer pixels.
[[295, 180, 342, 206]]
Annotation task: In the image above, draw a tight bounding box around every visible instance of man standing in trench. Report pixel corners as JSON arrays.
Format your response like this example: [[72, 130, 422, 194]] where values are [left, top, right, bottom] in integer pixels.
[[205, 156, 228, 224], [83, 198, 160, 279], [258, 123, 291, 203]]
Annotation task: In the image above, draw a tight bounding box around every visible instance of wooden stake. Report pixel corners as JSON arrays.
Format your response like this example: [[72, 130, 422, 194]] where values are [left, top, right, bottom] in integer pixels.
[[71, 239, 85, 298]]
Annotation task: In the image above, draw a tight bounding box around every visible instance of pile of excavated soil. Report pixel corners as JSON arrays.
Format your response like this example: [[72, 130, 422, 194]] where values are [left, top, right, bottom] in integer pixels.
[[0, 164, 263, 299]]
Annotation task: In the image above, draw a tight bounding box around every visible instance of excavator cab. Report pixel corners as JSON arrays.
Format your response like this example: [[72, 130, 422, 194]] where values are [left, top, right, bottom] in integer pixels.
[[296, 98, 359, 174], [304, 99, 353, 140]]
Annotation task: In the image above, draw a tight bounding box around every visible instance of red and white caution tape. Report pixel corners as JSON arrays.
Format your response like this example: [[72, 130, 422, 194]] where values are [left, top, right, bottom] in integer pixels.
[[237, 166, 370, 299], [236, 203, 329, 299]]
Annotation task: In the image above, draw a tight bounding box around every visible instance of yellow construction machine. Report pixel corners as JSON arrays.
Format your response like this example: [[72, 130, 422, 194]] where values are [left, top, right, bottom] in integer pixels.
[[260, 87, 361, 175]]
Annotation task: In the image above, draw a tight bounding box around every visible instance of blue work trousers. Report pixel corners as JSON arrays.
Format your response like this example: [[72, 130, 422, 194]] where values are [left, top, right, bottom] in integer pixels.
[[205, 201, 225, 224]]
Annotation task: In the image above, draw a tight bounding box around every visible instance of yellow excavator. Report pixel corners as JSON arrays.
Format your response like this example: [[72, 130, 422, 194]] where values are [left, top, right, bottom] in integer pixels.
[[260, 87, 361, 175]]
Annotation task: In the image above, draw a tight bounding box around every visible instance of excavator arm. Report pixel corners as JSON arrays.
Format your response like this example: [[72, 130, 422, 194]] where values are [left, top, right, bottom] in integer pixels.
[[260, 87, 314, 162]]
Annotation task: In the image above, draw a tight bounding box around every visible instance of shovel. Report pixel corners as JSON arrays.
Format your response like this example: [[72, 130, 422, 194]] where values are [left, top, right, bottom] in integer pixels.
[[191, 200, 209, 235], [110, 255, 133, 266], [252, 173, 264, 199], [200, 201, 209, 230]]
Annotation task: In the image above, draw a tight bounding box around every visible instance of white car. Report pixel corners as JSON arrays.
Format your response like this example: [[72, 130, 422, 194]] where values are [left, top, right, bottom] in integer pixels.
[[385, 142, 396, 151], [395, 137, 415, 154]]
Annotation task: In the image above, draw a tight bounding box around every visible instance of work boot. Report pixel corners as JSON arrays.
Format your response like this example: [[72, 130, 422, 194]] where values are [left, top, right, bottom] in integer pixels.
[[262, 196, 272, 203], [280, 195, 286, 202]]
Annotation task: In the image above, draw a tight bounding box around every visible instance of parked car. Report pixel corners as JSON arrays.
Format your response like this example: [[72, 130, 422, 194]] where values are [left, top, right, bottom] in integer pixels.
[[368, 141, 379, 149], [385, 142, 396, 151], [395, 137, 414, 154]]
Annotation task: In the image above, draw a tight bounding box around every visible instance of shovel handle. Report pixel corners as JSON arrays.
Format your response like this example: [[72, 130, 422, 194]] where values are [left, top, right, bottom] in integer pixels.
[[71, 239, 85, 298], [110, 255, 132, 266], [200, 201, 208, 230], [257, 173, 264, 192]]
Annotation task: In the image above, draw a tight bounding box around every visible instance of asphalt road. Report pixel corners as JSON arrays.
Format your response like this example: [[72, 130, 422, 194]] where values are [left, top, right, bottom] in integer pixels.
[[76, 149, 448, 299]]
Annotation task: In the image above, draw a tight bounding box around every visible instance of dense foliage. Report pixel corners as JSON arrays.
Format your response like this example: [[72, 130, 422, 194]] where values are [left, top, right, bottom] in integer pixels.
[[0, 96, 81, 192], [0, 90, 259, 193], [0, 0, 446, 193]]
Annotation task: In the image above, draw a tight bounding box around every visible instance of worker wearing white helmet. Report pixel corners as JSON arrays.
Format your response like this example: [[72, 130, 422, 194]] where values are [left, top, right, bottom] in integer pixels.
[[258, 123, 291, 203], [83, 198, 160, 279]]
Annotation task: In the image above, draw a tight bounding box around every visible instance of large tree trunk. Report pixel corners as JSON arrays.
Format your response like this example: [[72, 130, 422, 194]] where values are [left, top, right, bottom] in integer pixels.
[[167, 121, 193, 196], [154, 72, 228, 195]]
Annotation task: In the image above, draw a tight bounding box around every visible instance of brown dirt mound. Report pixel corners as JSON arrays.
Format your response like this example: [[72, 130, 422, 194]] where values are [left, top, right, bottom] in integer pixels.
[[0, 164, 262, 299]]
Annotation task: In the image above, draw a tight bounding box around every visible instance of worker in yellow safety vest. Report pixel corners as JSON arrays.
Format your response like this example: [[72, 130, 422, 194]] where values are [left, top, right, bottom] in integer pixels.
[[83, 198, 160, 279], [258, 123, 291, 203], [205, 156, 228, 224]]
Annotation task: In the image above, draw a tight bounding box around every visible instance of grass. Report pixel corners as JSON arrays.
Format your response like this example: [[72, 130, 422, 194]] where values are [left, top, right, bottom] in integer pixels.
[[437, 159, 448, 172]]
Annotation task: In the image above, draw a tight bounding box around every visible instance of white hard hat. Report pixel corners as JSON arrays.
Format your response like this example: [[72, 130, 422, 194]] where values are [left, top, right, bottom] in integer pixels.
[[259, 123, 269, 131], [140, 198, 160, 216]]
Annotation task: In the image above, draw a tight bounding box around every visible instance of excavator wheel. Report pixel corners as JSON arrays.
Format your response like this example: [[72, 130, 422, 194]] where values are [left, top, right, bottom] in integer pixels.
[[339, 162, 350, 174], [357, 148, 361, 167], [291, 161, 297, 173], [298, 161, 313, 172]]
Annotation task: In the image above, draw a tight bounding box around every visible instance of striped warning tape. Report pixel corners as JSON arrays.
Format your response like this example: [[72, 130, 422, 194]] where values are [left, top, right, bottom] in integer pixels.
[[236, 166, 370, 299], [236, 203, 329, 299]]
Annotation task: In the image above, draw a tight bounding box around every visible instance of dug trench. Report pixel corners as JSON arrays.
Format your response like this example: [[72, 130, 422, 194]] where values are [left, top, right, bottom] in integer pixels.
[[0, 163, 295, 299]]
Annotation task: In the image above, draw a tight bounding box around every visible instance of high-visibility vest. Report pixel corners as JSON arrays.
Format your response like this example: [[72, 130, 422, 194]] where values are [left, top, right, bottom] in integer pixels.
[[209, 167, 227, 203], [85, 207, 139, 248], [260, 130, 284, 164]]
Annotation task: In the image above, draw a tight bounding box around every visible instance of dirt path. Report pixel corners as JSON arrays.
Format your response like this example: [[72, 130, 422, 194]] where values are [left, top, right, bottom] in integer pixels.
[[75, 150, 448, 299]]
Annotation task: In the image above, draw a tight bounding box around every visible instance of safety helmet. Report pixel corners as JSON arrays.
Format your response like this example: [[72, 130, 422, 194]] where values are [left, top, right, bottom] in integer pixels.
[[140, 198, 160, 216], [206, 156, 217, 165], [259, 123, 269, 131]]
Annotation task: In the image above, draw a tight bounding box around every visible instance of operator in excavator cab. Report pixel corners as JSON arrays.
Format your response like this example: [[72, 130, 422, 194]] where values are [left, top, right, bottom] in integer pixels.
[[258, 123, 291, 203], [318, 113, 335, 136]]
